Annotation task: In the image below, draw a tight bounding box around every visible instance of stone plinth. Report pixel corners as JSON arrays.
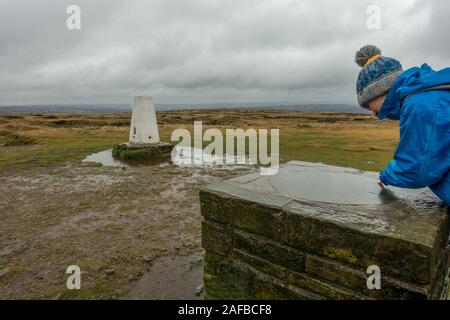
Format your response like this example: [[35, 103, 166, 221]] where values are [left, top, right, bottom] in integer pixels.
[[112, 142, 173, 160], [200, 162, 450, 300]]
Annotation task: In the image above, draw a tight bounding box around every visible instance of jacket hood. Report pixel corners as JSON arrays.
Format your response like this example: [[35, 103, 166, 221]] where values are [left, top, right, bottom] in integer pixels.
[[378, 63, 450, 120]]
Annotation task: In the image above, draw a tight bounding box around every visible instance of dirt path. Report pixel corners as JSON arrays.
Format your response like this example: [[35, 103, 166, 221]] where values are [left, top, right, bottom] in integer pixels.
[[0, 160, 253, 299]]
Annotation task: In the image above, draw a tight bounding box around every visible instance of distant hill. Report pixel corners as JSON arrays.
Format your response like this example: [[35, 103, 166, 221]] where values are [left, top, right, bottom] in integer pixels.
[[0, 103, 368, 114]]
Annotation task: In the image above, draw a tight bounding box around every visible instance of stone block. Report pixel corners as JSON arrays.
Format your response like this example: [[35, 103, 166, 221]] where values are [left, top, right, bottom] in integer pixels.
[[304, 254, 428, 300], [112, 142, 173, 160], [232, 229, 306, 274], [201, 161, 450, 300], [204, 252, 324, 300], [201, 220, 233, 256]]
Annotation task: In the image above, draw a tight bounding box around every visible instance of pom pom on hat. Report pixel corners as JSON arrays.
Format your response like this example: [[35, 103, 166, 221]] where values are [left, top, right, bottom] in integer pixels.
[[355, 45, 382, 68]]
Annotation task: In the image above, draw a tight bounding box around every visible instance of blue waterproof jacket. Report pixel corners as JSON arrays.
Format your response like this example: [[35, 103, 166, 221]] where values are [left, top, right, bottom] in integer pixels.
[[379, 64, 450, 205]]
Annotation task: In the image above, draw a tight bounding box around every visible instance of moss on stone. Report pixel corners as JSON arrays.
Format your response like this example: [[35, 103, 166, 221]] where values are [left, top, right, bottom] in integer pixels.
[[204, 252, 323, 300], [112, 143, 173, 160], [323, 247, 359, 265]]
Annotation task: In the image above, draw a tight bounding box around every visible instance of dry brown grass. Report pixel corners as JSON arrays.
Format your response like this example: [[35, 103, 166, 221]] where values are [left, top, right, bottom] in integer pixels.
[[0, 109, 399, 172]]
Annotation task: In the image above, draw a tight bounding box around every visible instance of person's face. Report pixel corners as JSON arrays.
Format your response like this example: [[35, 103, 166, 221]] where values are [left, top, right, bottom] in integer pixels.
[[366, 94, 387, 117]]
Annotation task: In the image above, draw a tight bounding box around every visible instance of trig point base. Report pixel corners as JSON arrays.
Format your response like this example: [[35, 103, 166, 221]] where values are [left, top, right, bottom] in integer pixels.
[[112, 142, 173, 160], [200, 161, 450, 300]]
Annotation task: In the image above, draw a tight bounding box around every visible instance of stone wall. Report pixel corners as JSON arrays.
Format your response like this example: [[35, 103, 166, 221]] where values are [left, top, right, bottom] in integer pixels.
[[200, 162, 450, 300]]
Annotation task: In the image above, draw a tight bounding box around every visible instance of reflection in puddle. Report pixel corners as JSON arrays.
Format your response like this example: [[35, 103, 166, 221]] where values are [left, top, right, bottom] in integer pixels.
[[378, 187, 400, 203], [82, 149, 125, 167], [82, 147, 253, 170], [172, 146, 251, 167]]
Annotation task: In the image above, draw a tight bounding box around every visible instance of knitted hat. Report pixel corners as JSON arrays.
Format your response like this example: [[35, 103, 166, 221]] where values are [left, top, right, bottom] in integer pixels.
[[355, 45, 403, 108]]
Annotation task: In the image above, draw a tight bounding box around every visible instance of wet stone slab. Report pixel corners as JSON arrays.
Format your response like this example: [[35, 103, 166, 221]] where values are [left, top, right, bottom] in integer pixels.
[[200, 161, 450, 300]]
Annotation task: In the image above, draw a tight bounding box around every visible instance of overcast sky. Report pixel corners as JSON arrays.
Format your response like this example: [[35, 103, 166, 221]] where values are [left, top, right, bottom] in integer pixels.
[[0, 0, 448, 105]]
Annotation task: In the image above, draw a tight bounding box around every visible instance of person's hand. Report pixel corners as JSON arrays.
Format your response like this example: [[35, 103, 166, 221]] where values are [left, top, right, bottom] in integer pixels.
[[377, 181, 385, 189]]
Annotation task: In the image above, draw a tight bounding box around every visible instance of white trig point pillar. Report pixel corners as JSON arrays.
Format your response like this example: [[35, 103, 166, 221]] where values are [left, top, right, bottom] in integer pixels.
[[129, 96, 160, 144]]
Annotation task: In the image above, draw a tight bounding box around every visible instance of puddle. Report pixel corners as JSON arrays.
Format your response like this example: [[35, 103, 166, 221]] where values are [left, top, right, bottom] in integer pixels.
[[82, 149, 126, 167], [172, 146, 251, 168], [82, 147, 254, 171], [123, 253, 204, 300], [82, 149, 171, 167]]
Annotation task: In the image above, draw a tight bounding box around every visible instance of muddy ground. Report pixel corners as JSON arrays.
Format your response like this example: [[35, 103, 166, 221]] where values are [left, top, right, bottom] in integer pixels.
[[0, 159, 253, 299]]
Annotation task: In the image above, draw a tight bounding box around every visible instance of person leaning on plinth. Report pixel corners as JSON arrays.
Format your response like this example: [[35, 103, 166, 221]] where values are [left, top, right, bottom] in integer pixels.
[[354, 45, 450, 206]]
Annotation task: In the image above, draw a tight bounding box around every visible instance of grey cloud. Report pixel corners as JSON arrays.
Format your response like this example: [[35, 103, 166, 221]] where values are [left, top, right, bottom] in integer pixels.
[[0, 0, 448, 105]]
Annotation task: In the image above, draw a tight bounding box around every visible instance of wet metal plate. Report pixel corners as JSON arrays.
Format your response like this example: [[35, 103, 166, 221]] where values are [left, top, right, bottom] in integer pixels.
[[268, 168, 399, 205]]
